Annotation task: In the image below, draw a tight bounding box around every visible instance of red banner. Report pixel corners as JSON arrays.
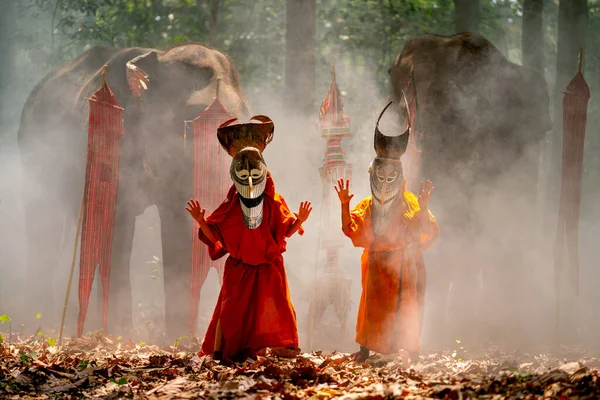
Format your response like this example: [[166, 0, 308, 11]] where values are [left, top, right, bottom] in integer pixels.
[[554, 65, 590, 297], [77, 80, 124, 337], [189, 99, 233, 337]]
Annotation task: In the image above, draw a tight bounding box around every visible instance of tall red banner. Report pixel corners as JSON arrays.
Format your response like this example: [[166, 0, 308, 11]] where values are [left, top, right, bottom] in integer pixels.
[[78, 80, 124, 337], [554, 62, 590, 297], [189, 99, 233, 337]]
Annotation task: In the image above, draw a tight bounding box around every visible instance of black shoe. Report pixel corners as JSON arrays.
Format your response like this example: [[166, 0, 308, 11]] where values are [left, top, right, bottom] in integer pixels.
[[352, 346, 370, 362]]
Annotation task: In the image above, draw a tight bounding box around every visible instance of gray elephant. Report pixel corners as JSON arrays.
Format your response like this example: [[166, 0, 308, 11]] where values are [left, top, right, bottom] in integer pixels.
[[17, 44, 250, 340], [387, 32, 552, 346]]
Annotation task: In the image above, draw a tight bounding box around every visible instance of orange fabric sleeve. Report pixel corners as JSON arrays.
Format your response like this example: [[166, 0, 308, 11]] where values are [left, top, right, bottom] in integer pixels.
[[418, 209, 440, 250], [403, 191, 440, 250], [342, 197, 373, 249]]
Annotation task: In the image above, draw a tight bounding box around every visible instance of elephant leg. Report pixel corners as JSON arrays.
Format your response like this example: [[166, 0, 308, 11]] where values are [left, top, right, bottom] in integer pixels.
[[157, 202, 191, 341], [189, 247, 213, 338], [22, 189, 65, 331], [107, 187, 137, 336]]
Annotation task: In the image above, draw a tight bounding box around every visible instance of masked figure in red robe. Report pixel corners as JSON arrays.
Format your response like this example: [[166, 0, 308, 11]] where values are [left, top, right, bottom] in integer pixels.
[[335, 99, 439, 363], [186, 115, 312, 362]]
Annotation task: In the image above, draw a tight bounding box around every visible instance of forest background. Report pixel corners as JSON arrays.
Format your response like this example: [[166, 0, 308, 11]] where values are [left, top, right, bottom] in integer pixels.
[[0, 0, 597, 351]]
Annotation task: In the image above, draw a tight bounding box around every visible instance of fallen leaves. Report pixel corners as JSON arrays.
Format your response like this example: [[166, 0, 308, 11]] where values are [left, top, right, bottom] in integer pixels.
[[2, 332, 600, 399]]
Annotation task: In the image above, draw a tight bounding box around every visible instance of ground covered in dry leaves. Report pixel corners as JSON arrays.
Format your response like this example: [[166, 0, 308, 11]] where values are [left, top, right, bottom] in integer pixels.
[[2, 332, 600, 399]]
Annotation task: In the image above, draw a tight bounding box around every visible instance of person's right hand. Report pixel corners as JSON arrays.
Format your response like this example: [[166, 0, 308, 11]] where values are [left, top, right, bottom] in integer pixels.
[[186, 199, 207, 226], [334, 178, 354, 205]]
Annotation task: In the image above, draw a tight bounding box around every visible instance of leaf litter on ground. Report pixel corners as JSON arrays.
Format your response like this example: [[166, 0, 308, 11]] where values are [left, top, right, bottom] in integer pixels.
[[2, 331, 600, 399]]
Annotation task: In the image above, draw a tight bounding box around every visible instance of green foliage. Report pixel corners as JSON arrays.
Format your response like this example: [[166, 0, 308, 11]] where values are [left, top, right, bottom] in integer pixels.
[[110, 377, 127, 385], [451, 339, 467, 362], [0, 315, 11, 324], [0, 334, 4, 344], [173, 335, 188, 349], [19, 351, 37, 365], [47, 336, 57, 347], [12, 0, 531, 98]]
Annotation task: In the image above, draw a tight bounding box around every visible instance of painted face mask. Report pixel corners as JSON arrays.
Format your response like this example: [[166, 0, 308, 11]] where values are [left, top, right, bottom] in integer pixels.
[[230, 147, 268, 229], [217, 115, 275, 230], [370, 96, 410, 236]]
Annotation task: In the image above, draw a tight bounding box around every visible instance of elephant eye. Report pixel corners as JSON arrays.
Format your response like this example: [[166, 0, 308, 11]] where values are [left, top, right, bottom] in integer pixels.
[[250, 168, 263, 179], [235, 169, 249, 180]]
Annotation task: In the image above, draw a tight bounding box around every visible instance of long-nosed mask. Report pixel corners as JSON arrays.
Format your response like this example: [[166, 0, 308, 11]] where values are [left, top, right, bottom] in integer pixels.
[[230, 147, 268, 229]]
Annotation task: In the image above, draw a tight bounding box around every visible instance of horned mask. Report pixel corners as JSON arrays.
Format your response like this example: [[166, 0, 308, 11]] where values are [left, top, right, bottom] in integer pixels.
[[370, 94, 410, 235]]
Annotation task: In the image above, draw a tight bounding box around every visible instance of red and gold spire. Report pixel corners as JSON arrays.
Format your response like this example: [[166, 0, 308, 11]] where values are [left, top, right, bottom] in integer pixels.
[[318, 60, 350, 135]]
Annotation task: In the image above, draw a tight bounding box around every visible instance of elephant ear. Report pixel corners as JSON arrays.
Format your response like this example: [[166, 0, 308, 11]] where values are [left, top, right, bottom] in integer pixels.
[[126, 51, 158, 100]]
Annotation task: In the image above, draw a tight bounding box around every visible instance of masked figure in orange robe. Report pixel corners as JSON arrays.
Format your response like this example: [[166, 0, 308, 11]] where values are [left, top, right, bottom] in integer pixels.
[[335, 100, 439, 362], [186, 115, 312, 361]]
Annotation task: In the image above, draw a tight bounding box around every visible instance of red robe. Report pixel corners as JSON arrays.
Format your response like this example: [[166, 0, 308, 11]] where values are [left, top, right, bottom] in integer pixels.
[[343, 192, 439, 354], [198, 173, 302, 358]]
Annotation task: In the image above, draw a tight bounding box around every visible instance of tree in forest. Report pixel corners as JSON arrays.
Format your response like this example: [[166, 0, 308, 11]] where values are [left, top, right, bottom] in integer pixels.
[[284, 0, 317, 117], [454, 0, 480, 33], [0, 0, 15, 134], [522, 0, 544, 72]]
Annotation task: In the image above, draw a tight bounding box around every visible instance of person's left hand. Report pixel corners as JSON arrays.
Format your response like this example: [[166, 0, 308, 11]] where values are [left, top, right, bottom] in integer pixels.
[[418, 180, 434, 209], [295, 201, 313, 223]]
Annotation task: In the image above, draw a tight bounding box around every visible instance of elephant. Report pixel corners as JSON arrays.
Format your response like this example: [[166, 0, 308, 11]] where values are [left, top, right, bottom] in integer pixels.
[[387, 32, 552, 347], [17, 43, 250, 340]]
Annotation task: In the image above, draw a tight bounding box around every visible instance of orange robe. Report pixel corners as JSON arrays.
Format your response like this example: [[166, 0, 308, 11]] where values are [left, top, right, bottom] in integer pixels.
[[343, 192, 439, 354], [198, 173, 302, 359]]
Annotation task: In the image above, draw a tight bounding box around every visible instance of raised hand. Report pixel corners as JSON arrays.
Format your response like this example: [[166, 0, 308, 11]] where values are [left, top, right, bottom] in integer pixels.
[[334, 178, 354, 205], [294, 201, 313, 223], [186, 199, 207, 226], [418, 180, 434, 209]]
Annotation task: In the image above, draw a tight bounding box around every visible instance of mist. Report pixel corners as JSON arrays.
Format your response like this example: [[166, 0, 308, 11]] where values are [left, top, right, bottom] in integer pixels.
[[1, 0, 600, 359]]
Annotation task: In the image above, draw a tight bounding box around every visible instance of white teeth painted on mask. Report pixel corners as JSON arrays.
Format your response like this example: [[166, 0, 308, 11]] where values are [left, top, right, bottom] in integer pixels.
[[233, 176, 266, 229], [233, 176, 266, 200]]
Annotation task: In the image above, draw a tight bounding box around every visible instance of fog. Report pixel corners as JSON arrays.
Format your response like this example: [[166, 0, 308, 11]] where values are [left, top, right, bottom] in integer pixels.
[[1, 2, 600, 357]]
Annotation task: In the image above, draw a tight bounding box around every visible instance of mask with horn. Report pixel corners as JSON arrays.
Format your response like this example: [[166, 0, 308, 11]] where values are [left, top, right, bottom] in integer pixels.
[[217, 115, 274, 229], [369, 93, 410, 235]]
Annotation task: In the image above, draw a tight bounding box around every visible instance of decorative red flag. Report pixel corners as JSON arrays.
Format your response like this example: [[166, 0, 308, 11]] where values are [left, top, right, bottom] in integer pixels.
[[554, 52, 590, 297], [189, 98, 234, 337], [78, 78, 124, 337]]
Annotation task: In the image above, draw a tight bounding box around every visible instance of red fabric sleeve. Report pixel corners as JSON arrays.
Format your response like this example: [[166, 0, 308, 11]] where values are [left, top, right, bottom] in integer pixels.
[[271, 194, 303, 253], [198, 226, 228, 261]]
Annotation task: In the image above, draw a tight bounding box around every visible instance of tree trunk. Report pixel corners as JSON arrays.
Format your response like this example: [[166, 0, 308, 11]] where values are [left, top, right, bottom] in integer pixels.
[[151, 0, 162, 15], [545, 0, 588, 229], [284, 0, 317, 117], [522, 0, 544, 72], [453, 0, 480, 33], [209, 0, 220, 46], [0, 0, 14, 134]]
